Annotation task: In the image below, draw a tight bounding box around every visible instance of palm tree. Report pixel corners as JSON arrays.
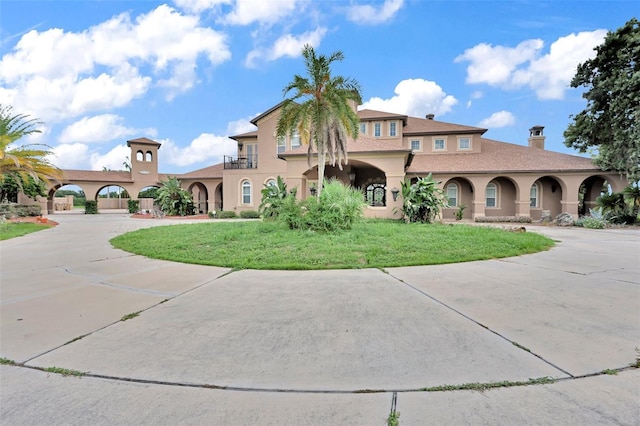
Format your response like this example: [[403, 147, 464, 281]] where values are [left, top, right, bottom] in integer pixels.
[[0, 105, 62, 194], [276, 44, 362, 197]]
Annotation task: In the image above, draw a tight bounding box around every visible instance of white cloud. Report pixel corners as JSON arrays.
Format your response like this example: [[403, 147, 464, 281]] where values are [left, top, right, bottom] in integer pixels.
[[455, 30, 607, 100], [0, 4, 231, 122], [346, 0, 404, 25], [360, 78, 458, 117], [173, 0, 229, 14], [59, 114, 157, 144], [90, 144, 131, 171], [48, 143, 91, 169], [226, 117, 257, 135], [221, 0, 303, 25], [159, 133, 237, 167], [245, 27, 326, 67], [478, 111, 515, 128]]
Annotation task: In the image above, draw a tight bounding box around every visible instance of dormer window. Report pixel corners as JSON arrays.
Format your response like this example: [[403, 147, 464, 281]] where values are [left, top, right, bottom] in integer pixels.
[[433, 138, 446, 151], [389, 122, 397, 137], [374, 122, 381, 137], [458, 137, 471, 150]]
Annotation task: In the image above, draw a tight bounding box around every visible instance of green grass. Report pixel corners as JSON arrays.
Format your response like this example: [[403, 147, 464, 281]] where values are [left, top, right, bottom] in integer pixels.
[[110, 220, 554, 270], [42, 366, 86, 377], [0, 222, 52, 240]]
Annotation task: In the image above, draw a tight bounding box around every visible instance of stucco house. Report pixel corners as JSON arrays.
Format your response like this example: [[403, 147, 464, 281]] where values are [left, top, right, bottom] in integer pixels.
[[35, 102, 627, 220]]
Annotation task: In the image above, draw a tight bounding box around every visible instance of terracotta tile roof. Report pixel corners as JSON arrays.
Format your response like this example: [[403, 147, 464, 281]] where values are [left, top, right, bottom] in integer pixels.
[[407, 138, 600, 174], [127, 137, 161, 147], [176, 163, 224, 179], [403, 116, 486, 135], [61, 169, 133, 183]]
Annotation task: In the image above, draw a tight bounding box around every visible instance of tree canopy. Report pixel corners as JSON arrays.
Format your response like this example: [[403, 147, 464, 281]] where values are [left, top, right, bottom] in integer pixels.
[[0, 105, 63, 195], [564, 18, 640, 182], [276, 45, 362, 196]]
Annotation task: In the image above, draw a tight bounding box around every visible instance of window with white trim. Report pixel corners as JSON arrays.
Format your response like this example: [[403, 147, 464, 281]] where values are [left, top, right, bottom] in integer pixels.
[[241, 180, 251, 204], [277, 135, 286, 154], [359, 122, 367, 134], [530, 183, 538, 207], [458, 137, 471, 150], [374, 122, 381, 137], [389, 122, 397, 137], [433, 138, 445, 151], [290, 131, 301, 149], [486, 183, 497, 207], [446, 183, 458, 207], [410, 139, 421, 151]]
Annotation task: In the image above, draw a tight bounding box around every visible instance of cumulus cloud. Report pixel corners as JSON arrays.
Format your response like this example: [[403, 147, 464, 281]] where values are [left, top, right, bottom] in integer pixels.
[[159, 133, 237, 167], [245, 27, 327, 67], [346, 0, 404, 25], [90, 144, 132, 171], [221, 0, 303, 25], [455, 30, 607, 100], [0, 4, 230, 122], [173, 0, 228, 14], [360, 78, 458, 117], [48, 143, 91, 169], [226, 117, 257, 135], [59, 114, 157, 144], [478, 111, 516, 128]]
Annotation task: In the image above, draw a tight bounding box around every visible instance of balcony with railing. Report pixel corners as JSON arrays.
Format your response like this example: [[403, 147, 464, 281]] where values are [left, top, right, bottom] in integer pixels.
[[224, 155, 258, 169]]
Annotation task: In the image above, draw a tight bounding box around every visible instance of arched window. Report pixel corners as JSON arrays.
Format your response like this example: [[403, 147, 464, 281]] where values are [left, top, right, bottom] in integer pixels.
[[530, 183, 538, 207], [241, 180, 251, 204], [266, 179, 276, 188], [366, 183, 386, 206], [136, 150, 143, 161], [145, 151, 152, 162], [446, 183, 458, 207], [485, 183, 497, 207]]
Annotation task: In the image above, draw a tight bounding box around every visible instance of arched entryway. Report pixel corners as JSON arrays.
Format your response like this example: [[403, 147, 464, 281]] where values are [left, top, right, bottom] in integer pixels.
[[484, 177, 517, 216], [188, 182, 209, 214], [442, 177, 474, 220], [96, 185, 129, 211], [530, 176, 563, 220], [579, 175, 610, 216]]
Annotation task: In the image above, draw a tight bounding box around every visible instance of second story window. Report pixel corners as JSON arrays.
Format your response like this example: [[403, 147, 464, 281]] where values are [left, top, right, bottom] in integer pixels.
[[389, 122, 397, 137], [277, 136, 286, 154], [434, 138, 445, 151], [291, 131, 301, 149], [374, 122, 381, 137], [359, 122, 367, 135], [458, 137, 471, 150], [410, 139, 421, 151]]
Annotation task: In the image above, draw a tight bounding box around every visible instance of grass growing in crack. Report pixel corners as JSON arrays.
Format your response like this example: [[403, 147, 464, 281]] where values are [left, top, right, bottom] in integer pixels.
[[120, 311, 141, 321], [43, 366, 86, 377], [387, 411, 400, 426], [64, 334, 89, 345], [512, 341, 531, 352], [601, 369, 618, 375], [0, 357, 17, 365], [634, 347, 640, 368], [421, 377, 555, 392]]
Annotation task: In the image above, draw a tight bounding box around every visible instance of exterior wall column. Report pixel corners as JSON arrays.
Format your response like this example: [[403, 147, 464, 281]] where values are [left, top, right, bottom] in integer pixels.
[[561, 178, 581, 219], [468, 176, 492, 220], [385, 173, 405, 220]]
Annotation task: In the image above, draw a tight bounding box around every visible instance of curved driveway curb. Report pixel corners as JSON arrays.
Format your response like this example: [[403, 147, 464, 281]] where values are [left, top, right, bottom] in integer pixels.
[[1, 214, 638, 424]]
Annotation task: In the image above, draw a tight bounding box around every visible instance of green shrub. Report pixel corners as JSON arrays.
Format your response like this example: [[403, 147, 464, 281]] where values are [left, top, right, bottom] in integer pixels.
[[127, 199, 140, 214], [455, 205, 466, 220], [240, 210, 260, 219], [396, 174, 447, 223], [0, 203, 42, 218], [84, 200, 98, 214], [581, 216, 605, 229], [208, 211, 216, 218], [259, 176, 290, 220], [218, 211, 237, 219], [280, 179, 365, 232]]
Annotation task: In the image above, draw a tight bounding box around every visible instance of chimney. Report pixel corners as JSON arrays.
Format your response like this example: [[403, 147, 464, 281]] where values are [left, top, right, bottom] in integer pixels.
[[425, 113, 435, 120], [528, 125, 545, 149]]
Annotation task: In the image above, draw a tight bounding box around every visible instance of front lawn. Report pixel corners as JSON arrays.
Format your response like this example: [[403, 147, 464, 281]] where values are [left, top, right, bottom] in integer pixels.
[[0, 222, 53, 240], [110, 220, 554, 270]]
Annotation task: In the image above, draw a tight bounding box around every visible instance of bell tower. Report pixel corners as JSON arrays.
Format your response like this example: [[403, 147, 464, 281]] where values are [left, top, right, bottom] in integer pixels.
[[127, 137, 161, 183]]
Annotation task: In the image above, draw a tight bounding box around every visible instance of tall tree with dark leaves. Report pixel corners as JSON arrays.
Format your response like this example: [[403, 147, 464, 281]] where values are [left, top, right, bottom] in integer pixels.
[[276, 45, 362, 197], [564, 18, 640, 182]]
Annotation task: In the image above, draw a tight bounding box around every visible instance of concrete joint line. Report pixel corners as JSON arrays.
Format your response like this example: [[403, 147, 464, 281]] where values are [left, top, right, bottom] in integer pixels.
[[384, 270, 575, 378]]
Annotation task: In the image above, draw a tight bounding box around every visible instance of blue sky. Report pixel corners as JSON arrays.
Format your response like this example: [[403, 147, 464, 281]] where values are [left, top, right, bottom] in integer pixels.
[[0, 0, 636, 174]]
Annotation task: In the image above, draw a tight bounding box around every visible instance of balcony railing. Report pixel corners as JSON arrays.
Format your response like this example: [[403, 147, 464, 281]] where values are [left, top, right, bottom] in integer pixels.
[[224, 155, 258, 169]]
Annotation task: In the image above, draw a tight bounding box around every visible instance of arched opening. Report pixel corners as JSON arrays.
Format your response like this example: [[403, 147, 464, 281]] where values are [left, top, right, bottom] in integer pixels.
[[304, 160, 387, 204], [241, 180, 252, 205], [145, 151, 153, 162], [530, 176, 563, 220], [188, 182, 209, 214], [49, 184, 86, 214], [136, 150, 144, 161], [214, 183, 223, 212], [442, 177, 474, 220], [484, 177, 517, 216], [579, 175, 609, 216], [97, 185, 129, 211], [136, 186, 159, 213]]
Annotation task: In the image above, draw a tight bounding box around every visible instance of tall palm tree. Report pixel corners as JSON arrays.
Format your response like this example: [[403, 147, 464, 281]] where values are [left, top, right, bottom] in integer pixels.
[[0, 105, 62, 193], [276, 44, 362, 197]]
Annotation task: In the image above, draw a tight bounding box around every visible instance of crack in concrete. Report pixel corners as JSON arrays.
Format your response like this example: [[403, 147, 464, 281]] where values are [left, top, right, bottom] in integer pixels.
[[383, 270, 575, 378]]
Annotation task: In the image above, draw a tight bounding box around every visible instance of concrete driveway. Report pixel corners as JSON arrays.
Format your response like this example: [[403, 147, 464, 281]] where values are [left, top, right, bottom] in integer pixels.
[[1, 213, 639, 425]]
